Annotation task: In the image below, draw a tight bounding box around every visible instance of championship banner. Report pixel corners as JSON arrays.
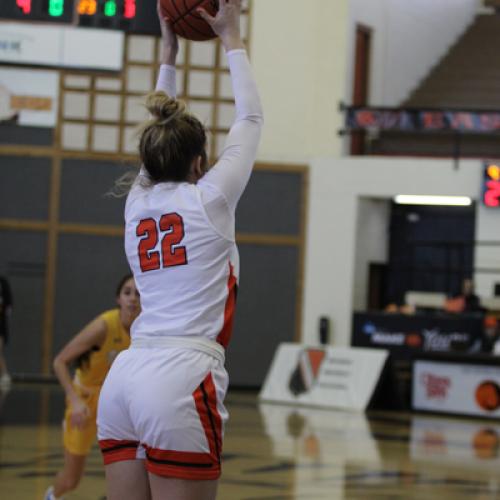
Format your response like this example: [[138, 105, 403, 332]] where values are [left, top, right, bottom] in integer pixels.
[[344, 105, 500, 134], [413, 360, 500, 418], [259, 343, 388, 411]]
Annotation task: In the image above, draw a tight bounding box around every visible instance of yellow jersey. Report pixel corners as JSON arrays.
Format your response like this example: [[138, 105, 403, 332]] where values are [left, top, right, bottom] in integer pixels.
[[75, 309, 130, 388]]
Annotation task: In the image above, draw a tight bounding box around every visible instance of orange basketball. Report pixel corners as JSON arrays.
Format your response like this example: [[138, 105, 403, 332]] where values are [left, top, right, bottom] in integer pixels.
[[160, 0, 219, 41], [475, 381, 500, 411]]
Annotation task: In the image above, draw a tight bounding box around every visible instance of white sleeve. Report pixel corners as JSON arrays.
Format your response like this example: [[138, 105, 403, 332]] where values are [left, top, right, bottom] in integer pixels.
[[199, 49, 263, 213], [155, 64, 176, 98]]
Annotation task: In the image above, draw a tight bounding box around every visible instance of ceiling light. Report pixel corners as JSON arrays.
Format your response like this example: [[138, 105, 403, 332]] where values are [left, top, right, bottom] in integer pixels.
[[394, 195, 472, 206]]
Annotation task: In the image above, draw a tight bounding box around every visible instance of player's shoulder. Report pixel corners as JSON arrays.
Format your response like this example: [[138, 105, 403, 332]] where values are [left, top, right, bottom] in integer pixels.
[[99, 308, 120, 325]]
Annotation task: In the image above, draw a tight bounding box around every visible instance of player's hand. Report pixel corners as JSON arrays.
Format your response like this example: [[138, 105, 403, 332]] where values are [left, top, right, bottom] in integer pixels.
[[70, 397, 90, 430], [157, 0, 178, 65], [198, 0, 244, 51]]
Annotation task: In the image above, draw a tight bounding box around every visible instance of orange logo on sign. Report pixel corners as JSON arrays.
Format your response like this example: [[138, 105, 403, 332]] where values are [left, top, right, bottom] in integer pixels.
[[487, 165, 500, 181]]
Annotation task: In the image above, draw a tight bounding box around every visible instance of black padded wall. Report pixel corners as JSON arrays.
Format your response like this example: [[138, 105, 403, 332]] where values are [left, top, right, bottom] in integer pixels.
[[227, 244, 299, 386], [0, 231, 46, 374], [0, 156, 51, 220], [60, 159, 130, 225], [52, 234, 130, 356]]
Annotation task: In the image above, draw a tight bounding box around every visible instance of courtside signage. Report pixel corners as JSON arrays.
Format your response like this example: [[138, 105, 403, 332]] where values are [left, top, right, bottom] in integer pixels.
[[413, 360, 500, 418], [259, 343, 388, 411]]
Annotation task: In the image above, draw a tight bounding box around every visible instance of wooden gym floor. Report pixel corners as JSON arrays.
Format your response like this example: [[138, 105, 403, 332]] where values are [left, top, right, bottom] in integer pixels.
[[1, 384, 500, 499]]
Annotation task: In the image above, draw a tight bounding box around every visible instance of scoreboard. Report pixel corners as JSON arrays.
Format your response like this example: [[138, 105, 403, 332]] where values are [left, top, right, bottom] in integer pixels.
[[0, 0, 75, 23], [0, 0, 160, 34]]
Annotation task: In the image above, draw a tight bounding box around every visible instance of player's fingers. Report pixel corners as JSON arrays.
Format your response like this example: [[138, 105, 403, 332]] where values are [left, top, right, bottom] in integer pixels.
[[197, 7, 216, 24]]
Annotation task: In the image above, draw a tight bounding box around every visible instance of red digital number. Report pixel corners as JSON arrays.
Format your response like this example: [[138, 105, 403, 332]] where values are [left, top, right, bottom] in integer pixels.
[[484, 180, 500, 208], [136, 213, 187, 272], [124, 0, 136, 19], [16, 0, 31, 14]]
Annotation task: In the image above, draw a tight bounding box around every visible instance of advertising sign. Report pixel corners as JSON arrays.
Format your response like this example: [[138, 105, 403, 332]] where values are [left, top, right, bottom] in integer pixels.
[[352, 312, 483, 359], [413, 360, 500, 418], [259, 343, 388, 411]]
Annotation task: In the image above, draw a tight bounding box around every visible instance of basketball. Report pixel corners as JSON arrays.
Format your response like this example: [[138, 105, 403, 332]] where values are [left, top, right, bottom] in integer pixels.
[[160, 0, 219, 41], [475, 381, 500, 411]]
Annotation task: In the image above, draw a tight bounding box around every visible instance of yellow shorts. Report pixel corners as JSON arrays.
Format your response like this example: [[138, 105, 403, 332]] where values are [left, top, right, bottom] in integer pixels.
[[63, 384, 100, 456]]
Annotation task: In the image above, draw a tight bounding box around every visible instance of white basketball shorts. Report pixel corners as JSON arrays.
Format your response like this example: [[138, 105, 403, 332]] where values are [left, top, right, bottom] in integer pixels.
[[97, 337, 229, 480]]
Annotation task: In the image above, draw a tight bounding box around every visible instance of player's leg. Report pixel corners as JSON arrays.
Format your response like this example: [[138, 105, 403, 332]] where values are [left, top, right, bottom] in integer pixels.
[[105, 459, 151, 500], [148, 475, 217, 500], [98, 350, 147, 499], [52, 450, 87, 496], [135, 349, 228, 500]]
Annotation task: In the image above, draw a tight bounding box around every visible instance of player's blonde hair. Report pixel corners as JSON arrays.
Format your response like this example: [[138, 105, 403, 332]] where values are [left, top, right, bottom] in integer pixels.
[[139, 91, 207, 182], [110, 91, 207, 197]]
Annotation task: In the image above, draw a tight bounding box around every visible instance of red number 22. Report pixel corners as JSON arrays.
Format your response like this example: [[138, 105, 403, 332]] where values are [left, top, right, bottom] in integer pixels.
[[136, 213, 187, 272]]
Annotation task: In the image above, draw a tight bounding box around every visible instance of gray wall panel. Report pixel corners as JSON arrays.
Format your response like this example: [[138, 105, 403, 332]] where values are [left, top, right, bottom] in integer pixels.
[[0, 231, 46, 374], [60, 159, 131, 225], [0, 124, 53, 146], [0, 157, 51, 220], [226, 244, 299, 387], [53, 234, 129, 356], [236, 171, 303, 235]]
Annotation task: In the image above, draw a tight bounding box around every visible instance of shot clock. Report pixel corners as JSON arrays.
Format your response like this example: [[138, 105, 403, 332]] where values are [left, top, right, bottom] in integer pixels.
[[483, 163, 500, 208], [0, 0, 159, 34]]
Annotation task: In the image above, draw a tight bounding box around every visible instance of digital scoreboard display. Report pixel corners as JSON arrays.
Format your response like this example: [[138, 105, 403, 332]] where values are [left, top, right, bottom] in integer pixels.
[[0, 0, 75, 23], [0, 0, 160, 34], [483, 163, 500, 208]]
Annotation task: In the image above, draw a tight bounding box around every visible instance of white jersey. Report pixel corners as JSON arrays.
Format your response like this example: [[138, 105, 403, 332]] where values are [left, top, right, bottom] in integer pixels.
[[125, 49, 263, 348]]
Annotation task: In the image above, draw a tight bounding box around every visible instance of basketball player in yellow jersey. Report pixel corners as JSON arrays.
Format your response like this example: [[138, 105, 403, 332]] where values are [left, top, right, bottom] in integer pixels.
[[44, 275, 140, 500]]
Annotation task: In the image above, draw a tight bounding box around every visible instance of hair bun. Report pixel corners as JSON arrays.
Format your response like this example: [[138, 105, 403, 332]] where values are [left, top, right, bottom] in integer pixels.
[[145, 91, 185, 125]]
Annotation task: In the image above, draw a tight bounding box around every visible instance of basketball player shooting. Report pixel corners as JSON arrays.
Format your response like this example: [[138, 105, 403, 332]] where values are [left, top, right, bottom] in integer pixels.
[[96, 1, 263, 499]]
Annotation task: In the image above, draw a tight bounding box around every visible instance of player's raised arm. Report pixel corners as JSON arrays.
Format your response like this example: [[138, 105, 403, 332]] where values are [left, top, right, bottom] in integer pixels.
[[198, 0, 264, 211], [156, 0, 178, 97]]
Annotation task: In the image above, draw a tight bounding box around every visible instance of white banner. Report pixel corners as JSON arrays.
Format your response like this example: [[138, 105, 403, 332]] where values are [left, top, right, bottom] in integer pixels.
[[259, 343, 388, 411], [0, 67, 58, 127], [413, 360, 500, 418], [0, 22, 123, 71]]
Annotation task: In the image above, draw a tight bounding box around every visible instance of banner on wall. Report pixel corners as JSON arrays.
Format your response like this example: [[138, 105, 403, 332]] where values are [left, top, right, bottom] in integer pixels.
[[259, 343, 388, 411], [344, 105, 500, 134], [413, 359, 500, 418], [0, 67, 58, 127]]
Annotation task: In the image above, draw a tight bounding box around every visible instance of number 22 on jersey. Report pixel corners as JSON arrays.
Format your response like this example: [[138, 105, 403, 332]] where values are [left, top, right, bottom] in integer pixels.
[[136, 213, 187, 272]]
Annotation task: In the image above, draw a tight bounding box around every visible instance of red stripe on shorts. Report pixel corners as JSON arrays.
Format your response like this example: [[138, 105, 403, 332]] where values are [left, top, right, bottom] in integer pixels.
[[193, 372, 223, 465], [144, 446, 220, 480], [216, 263, 237, 348], [99, 439, 139, 465]]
